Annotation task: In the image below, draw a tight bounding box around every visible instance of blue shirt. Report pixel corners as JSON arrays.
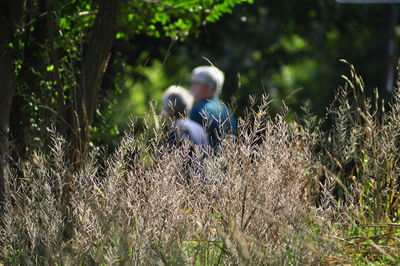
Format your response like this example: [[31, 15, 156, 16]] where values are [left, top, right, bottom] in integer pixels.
[[190, 97, 237, 149]]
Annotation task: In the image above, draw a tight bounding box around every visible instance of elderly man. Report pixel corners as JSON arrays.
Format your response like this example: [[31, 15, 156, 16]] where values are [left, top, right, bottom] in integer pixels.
[[189, 66, 237, 150], [162, 85, 210, 148]]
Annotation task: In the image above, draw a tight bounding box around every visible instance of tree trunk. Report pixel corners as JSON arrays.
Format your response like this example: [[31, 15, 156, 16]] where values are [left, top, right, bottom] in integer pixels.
[[10, 0, 47, 161], [0, 0, 25, 207], [0, 54, 15, 207], [72, 0, 121, 163]]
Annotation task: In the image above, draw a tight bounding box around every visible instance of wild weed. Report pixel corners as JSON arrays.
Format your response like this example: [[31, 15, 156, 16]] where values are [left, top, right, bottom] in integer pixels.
[[1, 63, 400, 264]]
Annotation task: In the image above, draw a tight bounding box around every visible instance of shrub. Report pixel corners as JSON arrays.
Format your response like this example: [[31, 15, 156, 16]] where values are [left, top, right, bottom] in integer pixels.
[[1, 63, 399, 264]]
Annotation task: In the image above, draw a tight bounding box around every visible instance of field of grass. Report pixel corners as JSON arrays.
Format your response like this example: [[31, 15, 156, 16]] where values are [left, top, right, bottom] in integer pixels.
[[1, 64, 399, 264]]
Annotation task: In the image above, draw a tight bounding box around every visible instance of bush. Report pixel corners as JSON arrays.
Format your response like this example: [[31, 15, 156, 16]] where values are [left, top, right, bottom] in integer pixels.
[[1, 64, 399, 264]]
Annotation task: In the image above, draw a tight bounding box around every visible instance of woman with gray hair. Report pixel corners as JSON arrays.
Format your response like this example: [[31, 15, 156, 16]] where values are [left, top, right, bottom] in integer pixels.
[[162, 85, 210, 148], [189, 66, 237, 150]]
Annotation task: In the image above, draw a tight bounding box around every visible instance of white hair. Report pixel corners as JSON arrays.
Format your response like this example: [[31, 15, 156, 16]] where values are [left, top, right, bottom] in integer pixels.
[[162, 85, 194, 116], [191, 66, 225, 96]]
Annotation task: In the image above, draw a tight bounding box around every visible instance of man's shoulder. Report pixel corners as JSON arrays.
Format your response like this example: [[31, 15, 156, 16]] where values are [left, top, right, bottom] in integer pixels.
[[197, 98, 226, 113]]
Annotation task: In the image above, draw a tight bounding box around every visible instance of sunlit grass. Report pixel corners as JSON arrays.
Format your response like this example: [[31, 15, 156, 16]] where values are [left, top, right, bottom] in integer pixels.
[[1, 63, 400, 264]]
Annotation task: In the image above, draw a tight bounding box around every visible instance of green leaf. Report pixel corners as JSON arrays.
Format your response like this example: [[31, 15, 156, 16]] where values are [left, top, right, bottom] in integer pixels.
[[59, 18, 70, 29], [116, 32, 126, 39], [46, 65, 55, 72]]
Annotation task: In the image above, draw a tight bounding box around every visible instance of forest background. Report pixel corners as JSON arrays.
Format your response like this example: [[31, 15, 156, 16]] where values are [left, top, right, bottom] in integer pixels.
[[1, 0, 397, 154], [1, 0, 400, 264]]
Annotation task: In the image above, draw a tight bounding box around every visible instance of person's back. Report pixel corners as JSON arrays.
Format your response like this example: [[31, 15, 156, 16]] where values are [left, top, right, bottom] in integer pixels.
[[162, 85, 211, 181], [189, 65, 237, 150], [162, 85, 211, 152], [190, 97, 236, 149]]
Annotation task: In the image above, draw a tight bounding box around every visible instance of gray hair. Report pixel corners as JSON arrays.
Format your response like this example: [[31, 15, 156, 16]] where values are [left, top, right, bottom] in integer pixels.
[[191, 66, 225, 96], [162, 85, 194, 118]]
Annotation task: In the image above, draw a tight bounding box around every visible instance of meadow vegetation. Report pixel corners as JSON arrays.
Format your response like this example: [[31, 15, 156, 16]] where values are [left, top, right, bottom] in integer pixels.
[[1, 63, 399, 264]]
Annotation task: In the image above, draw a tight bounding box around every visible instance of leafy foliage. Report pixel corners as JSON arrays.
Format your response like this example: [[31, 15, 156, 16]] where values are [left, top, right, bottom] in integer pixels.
[[9, 0, 252, 155], [141, 0, 392, 117]]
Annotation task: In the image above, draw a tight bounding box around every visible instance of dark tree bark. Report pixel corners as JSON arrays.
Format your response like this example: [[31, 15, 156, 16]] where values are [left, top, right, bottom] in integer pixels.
[[72, 0, 121, 163], [10, 0, 47, 160], [0, 0, 25, 207], [59, 0, 121, 239]]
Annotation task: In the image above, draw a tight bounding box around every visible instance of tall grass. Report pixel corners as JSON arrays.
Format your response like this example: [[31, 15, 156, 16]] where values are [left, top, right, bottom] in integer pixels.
[[313, 61, 400, 264], [1, 63, 400, 264]]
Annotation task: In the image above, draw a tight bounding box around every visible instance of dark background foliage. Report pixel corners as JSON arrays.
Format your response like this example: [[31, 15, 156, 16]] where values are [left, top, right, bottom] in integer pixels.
[[96, 0, 397, 147], [1, 0, 398, 156]]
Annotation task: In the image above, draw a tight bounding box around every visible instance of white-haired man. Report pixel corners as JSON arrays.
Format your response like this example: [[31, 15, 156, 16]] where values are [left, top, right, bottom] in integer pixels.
[[189, 66, 237, 150], [162, 85, 210, 148]]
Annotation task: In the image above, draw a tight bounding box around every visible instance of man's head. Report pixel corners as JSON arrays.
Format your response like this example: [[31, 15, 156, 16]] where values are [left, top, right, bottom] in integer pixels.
[[190, 66, 224, 102], [162, 85, 193, 122]]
